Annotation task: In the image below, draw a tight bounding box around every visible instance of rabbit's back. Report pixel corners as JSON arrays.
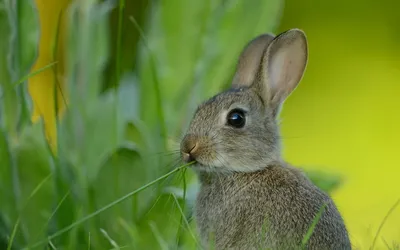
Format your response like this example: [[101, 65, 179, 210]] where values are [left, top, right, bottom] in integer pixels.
[[195, 164, 351, 250]]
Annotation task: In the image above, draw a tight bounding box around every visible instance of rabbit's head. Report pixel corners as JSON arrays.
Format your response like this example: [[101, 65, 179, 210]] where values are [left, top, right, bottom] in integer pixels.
[[181, 29, 308, 173]]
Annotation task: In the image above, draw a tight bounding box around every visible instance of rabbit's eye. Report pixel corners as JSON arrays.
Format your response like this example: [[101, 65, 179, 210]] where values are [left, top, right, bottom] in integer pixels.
[[227, 109, 246, 128]]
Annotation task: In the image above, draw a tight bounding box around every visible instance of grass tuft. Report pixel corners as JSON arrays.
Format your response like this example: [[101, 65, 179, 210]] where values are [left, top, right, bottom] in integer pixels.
[[26, 163, 192, 249], [370, 199, 400, 250], [7, 173, 53, 250]]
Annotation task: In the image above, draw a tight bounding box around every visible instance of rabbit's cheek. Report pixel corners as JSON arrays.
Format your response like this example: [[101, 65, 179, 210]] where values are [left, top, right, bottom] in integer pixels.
[[197, 146, 218, 166]]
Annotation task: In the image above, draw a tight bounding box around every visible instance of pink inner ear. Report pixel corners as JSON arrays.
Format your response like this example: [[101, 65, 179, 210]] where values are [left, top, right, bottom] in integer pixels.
[[269, 51, 293, 102], [268, 41, 306, 106]]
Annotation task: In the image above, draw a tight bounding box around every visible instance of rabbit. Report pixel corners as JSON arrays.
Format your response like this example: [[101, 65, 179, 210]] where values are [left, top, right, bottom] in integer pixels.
[[180, 29, 352, 250]]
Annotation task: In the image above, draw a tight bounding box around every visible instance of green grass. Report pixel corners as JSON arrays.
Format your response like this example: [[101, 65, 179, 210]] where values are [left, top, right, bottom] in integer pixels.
[[370, 199, 400, 250], [301, 203, 327, 249], [12, 62, 58, 86], [0, 0, 374, 249]]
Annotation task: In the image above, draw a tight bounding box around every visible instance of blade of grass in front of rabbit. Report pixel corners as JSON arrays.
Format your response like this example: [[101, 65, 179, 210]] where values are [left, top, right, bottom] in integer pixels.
[[175, 167, 190, 247], [131, 155, 181, 222], [26, 163, 191, 249], [135, 156, 183, 221], [301, 202, 327, 248], [172, 192, 198, 247], [258, 214, 270, 250], [208, 230, 216, 250]]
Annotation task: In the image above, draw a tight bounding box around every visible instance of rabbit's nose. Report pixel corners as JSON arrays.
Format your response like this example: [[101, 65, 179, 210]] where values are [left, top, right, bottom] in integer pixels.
[[181, 135, 199, 163]]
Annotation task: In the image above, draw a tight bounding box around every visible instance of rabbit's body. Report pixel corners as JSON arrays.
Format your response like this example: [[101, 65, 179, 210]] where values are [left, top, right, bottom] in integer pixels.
[[195, 163, 350, 249], [180, 29, 351, 249]]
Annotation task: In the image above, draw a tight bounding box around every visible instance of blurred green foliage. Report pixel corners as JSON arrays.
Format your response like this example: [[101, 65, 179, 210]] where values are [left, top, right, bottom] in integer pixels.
[[0, 0, 348, 249]]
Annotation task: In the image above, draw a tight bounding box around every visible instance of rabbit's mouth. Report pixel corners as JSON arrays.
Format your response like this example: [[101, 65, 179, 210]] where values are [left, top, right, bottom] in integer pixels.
[[190, 160, 229, 173], [189, 161, 212, 171]]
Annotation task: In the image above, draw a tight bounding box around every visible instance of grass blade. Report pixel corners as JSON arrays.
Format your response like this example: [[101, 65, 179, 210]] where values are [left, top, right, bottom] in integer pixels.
[[129, 16, 167, 148], [148, 221, 169, 250], [301, 203, 327, 248], [88, 232, 91, 250], [13, 62, 58, 86], [172, 193, 197, 246], [115, 0, 126, 88], [7, 173, 53, 250], [100, 228, 120, 249], [370, 199, 400, 250], [176, 168, 187, 245], [7, 218, 20, 250], [31, 190, 71, 242], [48, 240, 56, 250], [27, 163, 192, 249]]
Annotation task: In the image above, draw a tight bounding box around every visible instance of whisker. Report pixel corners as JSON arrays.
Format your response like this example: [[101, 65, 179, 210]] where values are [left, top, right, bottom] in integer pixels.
[[277, 135, 305, 140], [215, 154, 228, 205], [145, 150, 180, 157]]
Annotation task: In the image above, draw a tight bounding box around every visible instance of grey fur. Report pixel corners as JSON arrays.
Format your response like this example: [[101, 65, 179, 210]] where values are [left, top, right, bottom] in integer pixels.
[[180, 29, 351, 250]]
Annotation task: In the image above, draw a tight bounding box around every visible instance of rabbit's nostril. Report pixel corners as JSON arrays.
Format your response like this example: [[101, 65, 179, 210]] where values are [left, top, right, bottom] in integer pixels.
[[181, 134, 199, 163], [182, 142, 198, 163], [189, 143, 198, 154]]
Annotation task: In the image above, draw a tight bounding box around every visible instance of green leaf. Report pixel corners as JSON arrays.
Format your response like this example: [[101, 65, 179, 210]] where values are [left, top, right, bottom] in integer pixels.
[[16, 0, 40, 76], [59, 0, 115, 183], [304, 169, 343, 194], [0, 0, 39, 135], [0, 129, 13, 212], [301, 203, 327, 248], [91, 146, 143, 249], [0, 2, 18, 136], [102, 0, 148, 91], [12, 122, 54, 246], [0, 129, 19, 248], [13, 62, 57, 86]]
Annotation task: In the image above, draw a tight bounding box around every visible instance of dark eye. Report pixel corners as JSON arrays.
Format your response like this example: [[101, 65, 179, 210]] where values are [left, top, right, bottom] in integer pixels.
[[227, 109, 246, 128]]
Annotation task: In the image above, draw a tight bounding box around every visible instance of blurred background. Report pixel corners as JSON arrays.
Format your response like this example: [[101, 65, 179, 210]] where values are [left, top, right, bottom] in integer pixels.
[[0, 0, 399, 249]]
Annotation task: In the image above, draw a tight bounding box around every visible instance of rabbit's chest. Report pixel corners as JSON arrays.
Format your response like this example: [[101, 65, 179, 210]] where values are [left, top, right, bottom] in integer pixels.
[[195, 180, 267, 248]]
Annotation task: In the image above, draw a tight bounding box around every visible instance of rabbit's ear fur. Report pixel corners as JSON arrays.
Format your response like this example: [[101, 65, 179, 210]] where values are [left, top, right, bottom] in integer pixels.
[[231, 34, 275, 88], [232, 29, 308, 117]]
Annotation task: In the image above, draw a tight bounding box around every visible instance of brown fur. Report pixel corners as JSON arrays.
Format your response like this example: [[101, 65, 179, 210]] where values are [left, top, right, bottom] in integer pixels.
[[180, 29, 351, 249], [196, 163, 350, 249]]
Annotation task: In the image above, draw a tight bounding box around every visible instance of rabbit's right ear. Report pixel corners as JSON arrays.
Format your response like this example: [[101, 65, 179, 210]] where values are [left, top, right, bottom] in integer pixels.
[[231, 34, 275, 88], [256, 29, 308, 117]]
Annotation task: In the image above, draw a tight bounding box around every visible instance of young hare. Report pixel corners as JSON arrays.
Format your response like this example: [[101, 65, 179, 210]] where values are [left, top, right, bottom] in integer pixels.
[[180, 29, 351, 249]]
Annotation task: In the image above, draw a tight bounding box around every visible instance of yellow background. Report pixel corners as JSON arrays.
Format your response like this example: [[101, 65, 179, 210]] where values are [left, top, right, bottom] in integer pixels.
[[279, 0, 400, 248]]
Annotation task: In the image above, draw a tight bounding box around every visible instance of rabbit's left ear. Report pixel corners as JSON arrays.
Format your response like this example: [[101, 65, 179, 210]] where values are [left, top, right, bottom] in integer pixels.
[[255, 29, 308, 116], [231, 33, 275, 88]]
